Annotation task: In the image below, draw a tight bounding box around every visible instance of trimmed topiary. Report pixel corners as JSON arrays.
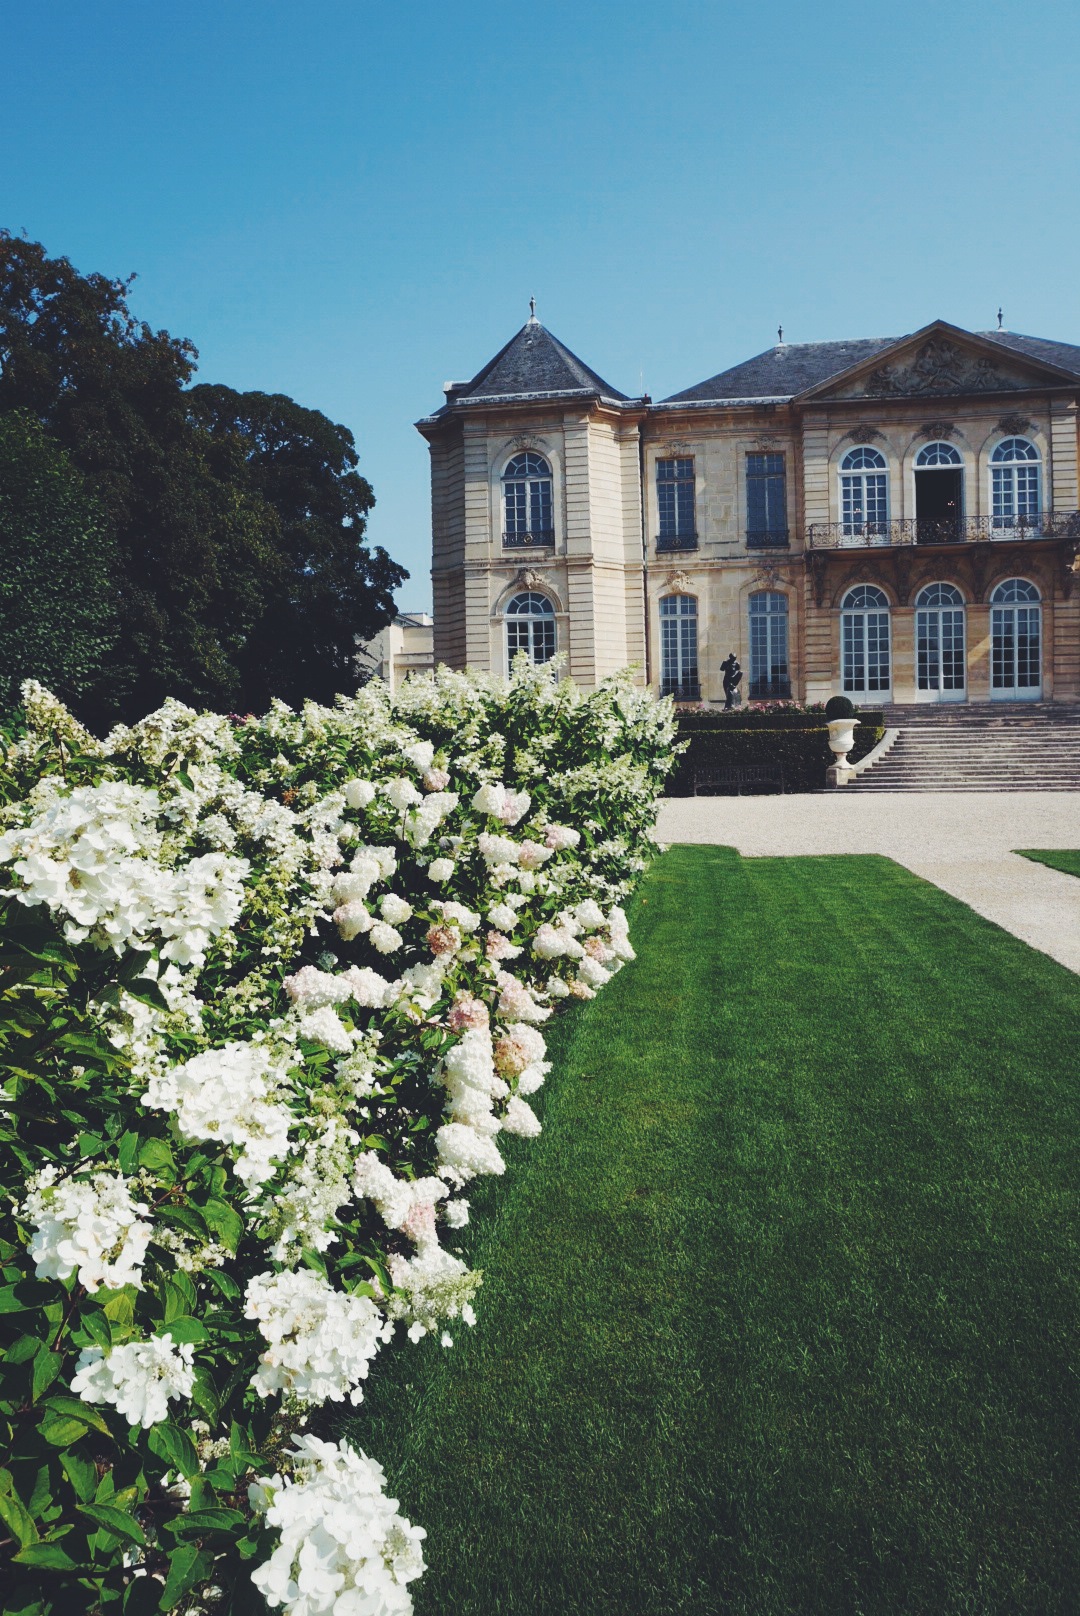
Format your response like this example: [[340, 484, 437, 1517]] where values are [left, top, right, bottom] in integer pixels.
[[825, 695, 856, 720]]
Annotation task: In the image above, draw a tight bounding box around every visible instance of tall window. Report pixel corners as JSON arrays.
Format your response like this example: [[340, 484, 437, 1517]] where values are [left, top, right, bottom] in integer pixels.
[[841, 585, 891, 696], [748, 592, 790, 698], [657, 458, 696, 548], [505, 592, 555, 666], [659, 594, 699, 698], [914, 583, 965, 697], [746, 453, 788, 546], [991, 438, 1041, 533], [991, 578, 1041, 698], [840, 446, 888, 539], [503, 453, 553, 547]]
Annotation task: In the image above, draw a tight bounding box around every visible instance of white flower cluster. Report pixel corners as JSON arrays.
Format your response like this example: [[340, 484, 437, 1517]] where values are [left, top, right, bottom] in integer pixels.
[[142, 1041, 294, 1188], [249, 1435, 426, 1616], [0, 781, 247, 965], [245, 1268, 393, 1406], [71, 1333, 195, 1428], [21, 1167, 152, 1291]]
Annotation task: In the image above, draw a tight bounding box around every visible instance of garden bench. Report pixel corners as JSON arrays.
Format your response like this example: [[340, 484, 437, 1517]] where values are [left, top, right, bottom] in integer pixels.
[[693, 763, 785, 795]]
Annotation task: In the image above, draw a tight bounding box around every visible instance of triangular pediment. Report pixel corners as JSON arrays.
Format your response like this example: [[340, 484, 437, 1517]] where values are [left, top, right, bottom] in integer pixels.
[[800, 321, 1080, 401]]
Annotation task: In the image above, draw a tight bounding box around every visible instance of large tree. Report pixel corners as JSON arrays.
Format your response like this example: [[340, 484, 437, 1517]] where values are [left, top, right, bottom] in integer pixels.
[[0, 411, 118, 710], [0, 231, 405, 722]]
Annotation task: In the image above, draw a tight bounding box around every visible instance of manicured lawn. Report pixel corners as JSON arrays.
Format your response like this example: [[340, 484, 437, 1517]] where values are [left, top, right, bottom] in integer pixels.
[[340, 847, 1080, 1616], [1016, 848, 1080, 880]]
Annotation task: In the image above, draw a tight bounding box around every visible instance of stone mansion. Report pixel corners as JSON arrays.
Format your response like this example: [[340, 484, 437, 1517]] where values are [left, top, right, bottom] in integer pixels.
[[416, 313, 1080, 706]]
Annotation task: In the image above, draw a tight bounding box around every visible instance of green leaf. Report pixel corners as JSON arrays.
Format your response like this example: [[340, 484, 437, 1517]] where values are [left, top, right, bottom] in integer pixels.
[[12, 1542, 78, 1570], [31, 1349, 63, 1403], [102, 1289, 135, 1329], [147, 1421, 199, 1479], [163, 1506, 246, 1537], [157, 1543, 207, 1608], [60, 1450, 97, 1503], [6, 1334, 44, 1365], [38, 1414, 90, 1447], [160, 1316, 208, 1346], [137, 1137, 175, 1175], [42, 1395, 110, 1435], [201, 1198, 243, 1250], [0, 1485, 40, 1547], [77, 1501, 146, 1547], [117, 1131, 140, 1174]]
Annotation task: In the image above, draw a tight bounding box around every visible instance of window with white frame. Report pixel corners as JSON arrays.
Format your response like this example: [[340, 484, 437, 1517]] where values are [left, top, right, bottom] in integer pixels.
[[748, 591, 790, 698], [840, 446, 888, 538], [659, 594, 699, 698], [656, 458, 696, 547], [915, 441, 962, 468], [502, 453, 554, 546], [841, 584, 891, 695], [505, 591, 555, 665], [991, 438, 1041, 532], [990, 577, 1041, 695]]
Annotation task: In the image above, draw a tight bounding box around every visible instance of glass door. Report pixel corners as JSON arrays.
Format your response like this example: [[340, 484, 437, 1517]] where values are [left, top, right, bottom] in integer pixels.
[[915, 584, 965, 701]]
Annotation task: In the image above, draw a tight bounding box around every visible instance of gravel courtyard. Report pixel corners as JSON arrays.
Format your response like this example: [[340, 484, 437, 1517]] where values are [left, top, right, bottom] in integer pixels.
[[656, 790, 1080, 974]]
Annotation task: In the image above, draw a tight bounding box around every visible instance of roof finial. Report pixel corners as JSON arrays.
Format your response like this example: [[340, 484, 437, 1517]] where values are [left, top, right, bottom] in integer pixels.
[[997, 306, 1004, 330], [528, 295, 537, 322], [777, 324, 784, 345]]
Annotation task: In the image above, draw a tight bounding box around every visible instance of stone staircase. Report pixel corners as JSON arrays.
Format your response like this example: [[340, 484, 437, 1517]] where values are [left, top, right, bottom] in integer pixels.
[[850, 705, 1080, 791]]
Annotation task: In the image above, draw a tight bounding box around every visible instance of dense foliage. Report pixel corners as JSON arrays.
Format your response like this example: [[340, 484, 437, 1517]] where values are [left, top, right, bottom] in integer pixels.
[[669, 721, 884, 794], [0, 232, 404, 723], [0, 664, 676, 1615], [0, 413, 118, 710]]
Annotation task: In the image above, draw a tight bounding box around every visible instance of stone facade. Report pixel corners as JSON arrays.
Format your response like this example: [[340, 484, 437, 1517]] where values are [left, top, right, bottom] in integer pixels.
[[417, 317, 1080, 706]]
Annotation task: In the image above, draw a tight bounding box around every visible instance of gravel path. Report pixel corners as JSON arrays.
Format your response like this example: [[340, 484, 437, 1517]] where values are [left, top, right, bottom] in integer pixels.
[[655, 791, 1080, 974]]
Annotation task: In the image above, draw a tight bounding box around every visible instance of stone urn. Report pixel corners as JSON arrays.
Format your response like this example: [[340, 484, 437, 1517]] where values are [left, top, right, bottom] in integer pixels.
[[827, 717, 857, 767]]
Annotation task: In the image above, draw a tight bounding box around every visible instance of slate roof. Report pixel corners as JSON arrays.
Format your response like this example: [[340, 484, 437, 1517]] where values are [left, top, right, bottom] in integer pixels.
[[661, 328, 1080, 405], [444, 318, 630, 405]]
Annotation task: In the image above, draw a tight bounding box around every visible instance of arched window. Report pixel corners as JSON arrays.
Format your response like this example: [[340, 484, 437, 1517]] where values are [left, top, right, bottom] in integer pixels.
[[659, 595, 699, 700], [748, 591, 790, 699], [840, 446, 889, 541], [990, 438, 1041, 533], [505, 591, 556, 666], [915, 441, 962, 467], [841, 585, 891, 696], [503, 453, 554, 547], [990, 579, 1041, 698], [914, 584, 966, 698]]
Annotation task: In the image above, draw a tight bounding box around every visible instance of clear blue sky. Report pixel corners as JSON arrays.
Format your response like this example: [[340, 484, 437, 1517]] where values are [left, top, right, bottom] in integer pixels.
[[4, 1, 1080, 611]]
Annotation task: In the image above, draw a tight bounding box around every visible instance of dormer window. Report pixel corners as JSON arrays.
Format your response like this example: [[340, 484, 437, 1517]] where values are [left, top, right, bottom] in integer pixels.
[[503, 453, 554, 548]]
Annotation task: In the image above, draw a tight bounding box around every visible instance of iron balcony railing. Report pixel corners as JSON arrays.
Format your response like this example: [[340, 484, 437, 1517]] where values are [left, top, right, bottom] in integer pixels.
[[659, 679, 701, 701], [746, 529, 790, 549], [807, 512, 1080, 550], [749, 676, 792, 700], [656, 532, 699, 552], [503, 529, 555, 548]]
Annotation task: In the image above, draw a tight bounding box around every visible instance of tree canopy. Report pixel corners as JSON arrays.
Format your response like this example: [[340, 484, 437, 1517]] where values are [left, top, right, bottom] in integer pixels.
[[0, 230, 406, 723], [0, 411, 118, 710]]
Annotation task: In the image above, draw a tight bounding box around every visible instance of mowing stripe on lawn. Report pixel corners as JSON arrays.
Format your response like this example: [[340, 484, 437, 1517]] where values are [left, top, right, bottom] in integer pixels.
[[340, 846, 1080, 1616]]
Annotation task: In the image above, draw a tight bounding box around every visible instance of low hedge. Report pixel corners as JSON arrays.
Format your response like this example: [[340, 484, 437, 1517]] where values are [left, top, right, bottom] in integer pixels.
[[677, 706, 885, 732], [668, 723, 885, 795]]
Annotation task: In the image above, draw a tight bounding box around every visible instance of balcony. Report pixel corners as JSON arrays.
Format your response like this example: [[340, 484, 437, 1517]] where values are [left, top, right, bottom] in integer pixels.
[[503, 529, 555, 549], [746, 529, 790, 549], [749, 676, 792, 700], [656, 532, 699, 553], [660, 679, 701, 702], [807, 513, 1080, 550]]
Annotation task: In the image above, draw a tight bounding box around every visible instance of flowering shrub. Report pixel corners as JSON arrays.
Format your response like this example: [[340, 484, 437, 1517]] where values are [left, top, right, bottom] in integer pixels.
[[0, 663, 675, 1614]]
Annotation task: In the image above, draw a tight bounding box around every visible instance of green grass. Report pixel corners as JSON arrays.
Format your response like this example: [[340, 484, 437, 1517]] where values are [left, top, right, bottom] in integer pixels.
[[1015, 848, 1080, 880], [340, 847, 1080, 1615]]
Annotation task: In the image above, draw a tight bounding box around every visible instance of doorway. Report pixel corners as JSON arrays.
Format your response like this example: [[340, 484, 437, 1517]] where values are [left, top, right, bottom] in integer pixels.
[[914, 441, 963, 543]]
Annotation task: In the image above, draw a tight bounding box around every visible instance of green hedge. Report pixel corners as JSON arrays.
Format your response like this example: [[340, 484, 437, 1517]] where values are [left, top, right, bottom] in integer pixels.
[[677, 707, 885, 732], [669, 723, 885, 795]]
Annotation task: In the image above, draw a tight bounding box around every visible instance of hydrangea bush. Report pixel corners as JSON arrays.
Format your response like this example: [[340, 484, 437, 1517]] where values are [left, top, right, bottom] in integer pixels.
[[0, 663, 676, 1615]]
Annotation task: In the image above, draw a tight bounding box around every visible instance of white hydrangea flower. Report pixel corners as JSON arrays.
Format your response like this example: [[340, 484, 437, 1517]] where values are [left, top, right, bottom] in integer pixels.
[[435, 1122, 506, 1182], [501, 1096, 541, 1138], [143, 1042, 293, 1188], [369, 920, 403, 954], [21, 1167, 153, 1292], [71, 1333, 195, 1428], [577, 956, 612, 988], [544, 822, 581, 851], [334, 857, 381, 902], [575, 899, 607, 930], [249, 1435, 425, 1616], [379, 894, 413, 925], [245, 1269, 392, 1406], [432, 900, 480, 934], [268, 1119, 358, 1262], [297, 1005, 355, 1053], [352, 1152, 447, 1246], [384, 1243, 482, 1335], [487, 901, 518, 931], [545, 975, 572, 999], [400, 740, 435, 771], [477, 831, 519, 868], [343, 779, 377, 809], [442, 1198, 470, 1229], [403, 791, 458, 849], [426, 857, 455, 883], [340, 964, 397, 1008], [284, 965, 354, 1009], [471, 783, 531, 825], [383, 777, 423, 813], [356, 845, 398, 880], [334, 899, 373, 942]]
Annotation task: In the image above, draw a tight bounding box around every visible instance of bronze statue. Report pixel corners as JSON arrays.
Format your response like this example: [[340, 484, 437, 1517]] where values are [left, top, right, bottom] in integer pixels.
[[720, 652, 743, 710]]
